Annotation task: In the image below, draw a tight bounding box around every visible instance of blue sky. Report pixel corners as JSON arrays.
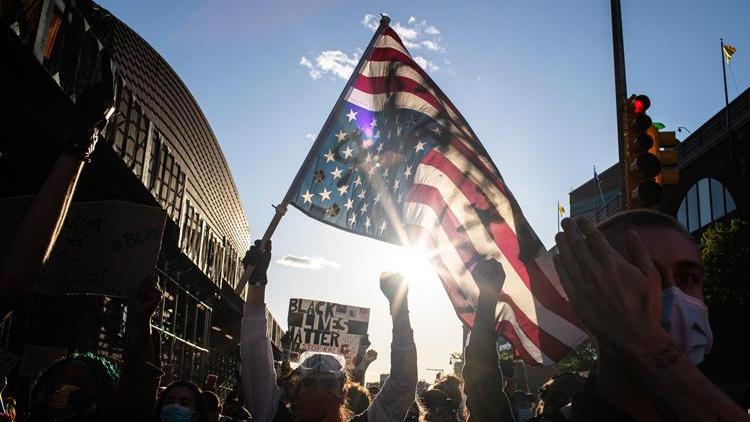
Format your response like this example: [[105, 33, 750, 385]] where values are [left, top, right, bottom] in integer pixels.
[[99, 0, 749, 382]]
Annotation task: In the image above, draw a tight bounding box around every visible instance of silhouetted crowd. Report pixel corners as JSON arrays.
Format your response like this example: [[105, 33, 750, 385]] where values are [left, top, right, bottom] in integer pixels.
[[0, 112, 749, 422]]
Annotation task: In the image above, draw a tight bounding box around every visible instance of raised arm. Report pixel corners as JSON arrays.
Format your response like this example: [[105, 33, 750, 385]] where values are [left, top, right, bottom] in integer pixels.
[[367, 272, 418, 422], [239, 240, 281, 422], [0, 67, 114, 316], [462, 259, 515, 422], [109, 277, 164, 421]]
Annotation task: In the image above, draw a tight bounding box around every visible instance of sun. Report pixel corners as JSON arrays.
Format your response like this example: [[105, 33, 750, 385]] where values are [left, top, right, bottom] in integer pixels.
[[386, 244, 441, 293]]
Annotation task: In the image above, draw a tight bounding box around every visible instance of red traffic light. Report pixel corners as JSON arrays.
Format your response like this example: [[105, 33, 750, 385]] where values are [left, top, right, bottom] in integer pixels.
[[631, 95, 651, 114]]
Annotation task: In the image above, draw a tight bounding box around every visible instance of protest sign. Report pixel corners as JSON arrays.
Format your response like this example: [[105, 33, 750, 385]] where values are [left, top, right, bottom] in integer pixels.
[[0, 197, 166, 297], [287, 298, 369, 364]]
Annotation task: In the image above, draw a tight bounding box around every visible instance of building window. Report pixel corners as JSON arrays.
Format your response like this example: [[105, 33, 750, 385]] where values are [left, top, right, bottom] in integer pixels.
[[180, 200, 204, 264], [677, 177, 737, 233], [107, 87, 148, 178], [147, 132, 186, 222], [154, 270, 211, 383]]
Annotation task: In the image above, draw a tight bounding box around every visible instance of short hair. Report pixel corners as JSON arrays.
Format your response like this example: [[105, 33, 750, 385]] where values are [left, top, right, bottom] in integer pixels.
[[596, 209, 690, 239]]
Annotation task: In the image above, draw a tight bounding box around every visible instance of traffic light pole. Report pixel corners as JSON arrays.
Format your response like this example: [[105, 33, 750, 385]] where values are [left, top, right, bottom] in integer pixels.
[[610, 0, 628, 209]]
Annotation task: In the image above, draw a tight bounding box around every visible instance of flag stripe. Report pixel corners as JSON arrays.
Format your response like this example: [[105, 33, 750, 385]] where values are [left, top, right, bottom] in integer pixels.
[[345, 88, 469, 143], [366, 47, 470, 133], [360, 58, 470, 136], [375, 32, 471, 130], [407, 168, 585, 345], [405, 216, 554, 363], [403, 185, 578, 356], [352, 75, 444, 114], [419, 150, 582, 329]]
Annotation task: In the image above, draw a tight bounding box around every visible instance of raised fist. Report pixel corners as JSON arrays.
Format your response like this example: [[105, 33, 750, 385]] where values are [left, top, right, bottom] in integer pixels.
[[379, 272, 408, 305], [363, 349, 378, 363]]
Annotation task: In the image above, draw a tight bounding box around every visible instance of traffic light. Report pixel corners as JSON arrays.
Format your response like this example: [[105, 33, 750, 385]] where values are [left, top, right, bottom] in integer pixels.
[[654, 130, 679, 185], [624, 94, 662, 208]]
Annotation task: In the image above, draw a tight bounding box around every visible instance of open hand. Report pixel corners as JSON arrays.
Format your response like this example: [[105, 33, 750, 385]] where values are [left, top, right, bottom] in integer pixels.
[[553, 218, 663, 353]]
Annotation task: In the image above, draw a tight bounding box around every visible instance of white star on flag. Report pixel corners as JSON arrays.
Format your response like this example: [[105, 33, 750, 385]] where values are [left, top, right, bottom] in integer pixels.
[[330, 167, 343, 180], [414, 141, 426, 153], [343, 198, 353, 211], [301, 190, 313, 204], [342, 145, 354, 159], [346, 109, 358, 122], [378, 220, 387, 235], [319, 188, 331, 201], [324, 150, 335, 163], [335, 130, 347, 142], [403, 165, 413, 177], [337, 184, 349, 196], [360, 203, 368, 214]]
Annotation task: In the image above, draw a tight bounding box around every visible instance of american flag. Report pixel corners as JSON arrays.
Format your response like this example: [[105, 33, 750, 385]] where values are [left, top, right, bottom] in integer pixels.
[[290, 17, 586, 364]]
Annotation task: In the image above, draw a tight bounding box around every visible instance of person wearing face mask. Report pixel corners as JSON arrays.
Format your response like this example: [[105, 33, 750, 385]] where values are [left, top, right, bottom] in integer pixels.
[[239, 240, 418, 422], [156, 380, 210, 422], [554, 210, 749, 421]]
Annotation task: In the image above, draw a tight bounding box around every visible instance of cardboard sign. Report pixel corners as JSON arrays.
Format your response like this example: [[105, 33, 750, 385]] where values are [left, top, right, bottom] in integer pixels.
[[0, 197, 166, 297], [287, 298, 369, 364]]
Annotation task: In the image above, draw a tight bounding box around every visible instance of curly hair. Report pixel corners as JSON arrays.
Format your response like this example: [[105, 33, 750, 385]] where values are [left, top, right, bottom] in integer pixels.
[[344, 381, 372, 417]]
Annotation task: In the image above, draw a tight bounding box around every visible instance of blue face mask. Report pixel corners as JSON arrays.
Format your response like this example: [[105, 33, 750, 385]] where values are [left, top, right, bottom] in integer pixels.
[[161, 404, 193, 422], [517, 408, 533, 422], [661, 287, 713, 364]]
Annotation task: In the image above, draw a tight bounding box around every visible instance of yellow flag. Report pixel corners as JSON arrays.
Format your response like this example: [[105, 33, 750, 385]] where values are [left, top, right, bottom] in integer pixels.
[[723, 44, 736, 63], [558, 203, 565, 217]]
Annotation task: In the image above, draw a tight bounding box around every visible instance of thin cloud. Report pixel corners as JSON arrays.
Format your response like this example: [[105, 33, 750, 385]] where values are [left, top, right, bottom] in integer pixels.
[[276, 254, 341, 270], [414, 56, 439, 73], [362, 14, 379, 31], [300, 50, 360, 80], [301, 14, 450, 81]]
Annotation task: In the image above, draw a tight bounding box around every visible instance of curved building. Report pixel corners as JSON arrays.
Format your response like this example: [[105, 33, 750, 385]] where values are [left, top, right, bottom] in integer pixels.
[[0, 0, 284, 397]]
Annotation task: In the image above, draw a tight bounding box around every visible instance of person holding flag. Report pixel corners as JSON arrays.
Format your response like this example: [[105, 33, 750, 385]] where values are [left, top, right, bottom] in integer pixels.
[[239, 240, 417, 422], [238, 14, 586, 369]]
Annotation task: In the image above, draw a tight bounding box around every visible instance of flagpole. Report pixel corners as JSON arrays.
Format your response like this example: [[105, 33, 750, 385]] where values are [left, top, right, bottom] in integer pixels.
[[721, 38, 731, 134], [720, 38, 734, 164], [234, 15, 392, 297], [557, 201, 561, 233]]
